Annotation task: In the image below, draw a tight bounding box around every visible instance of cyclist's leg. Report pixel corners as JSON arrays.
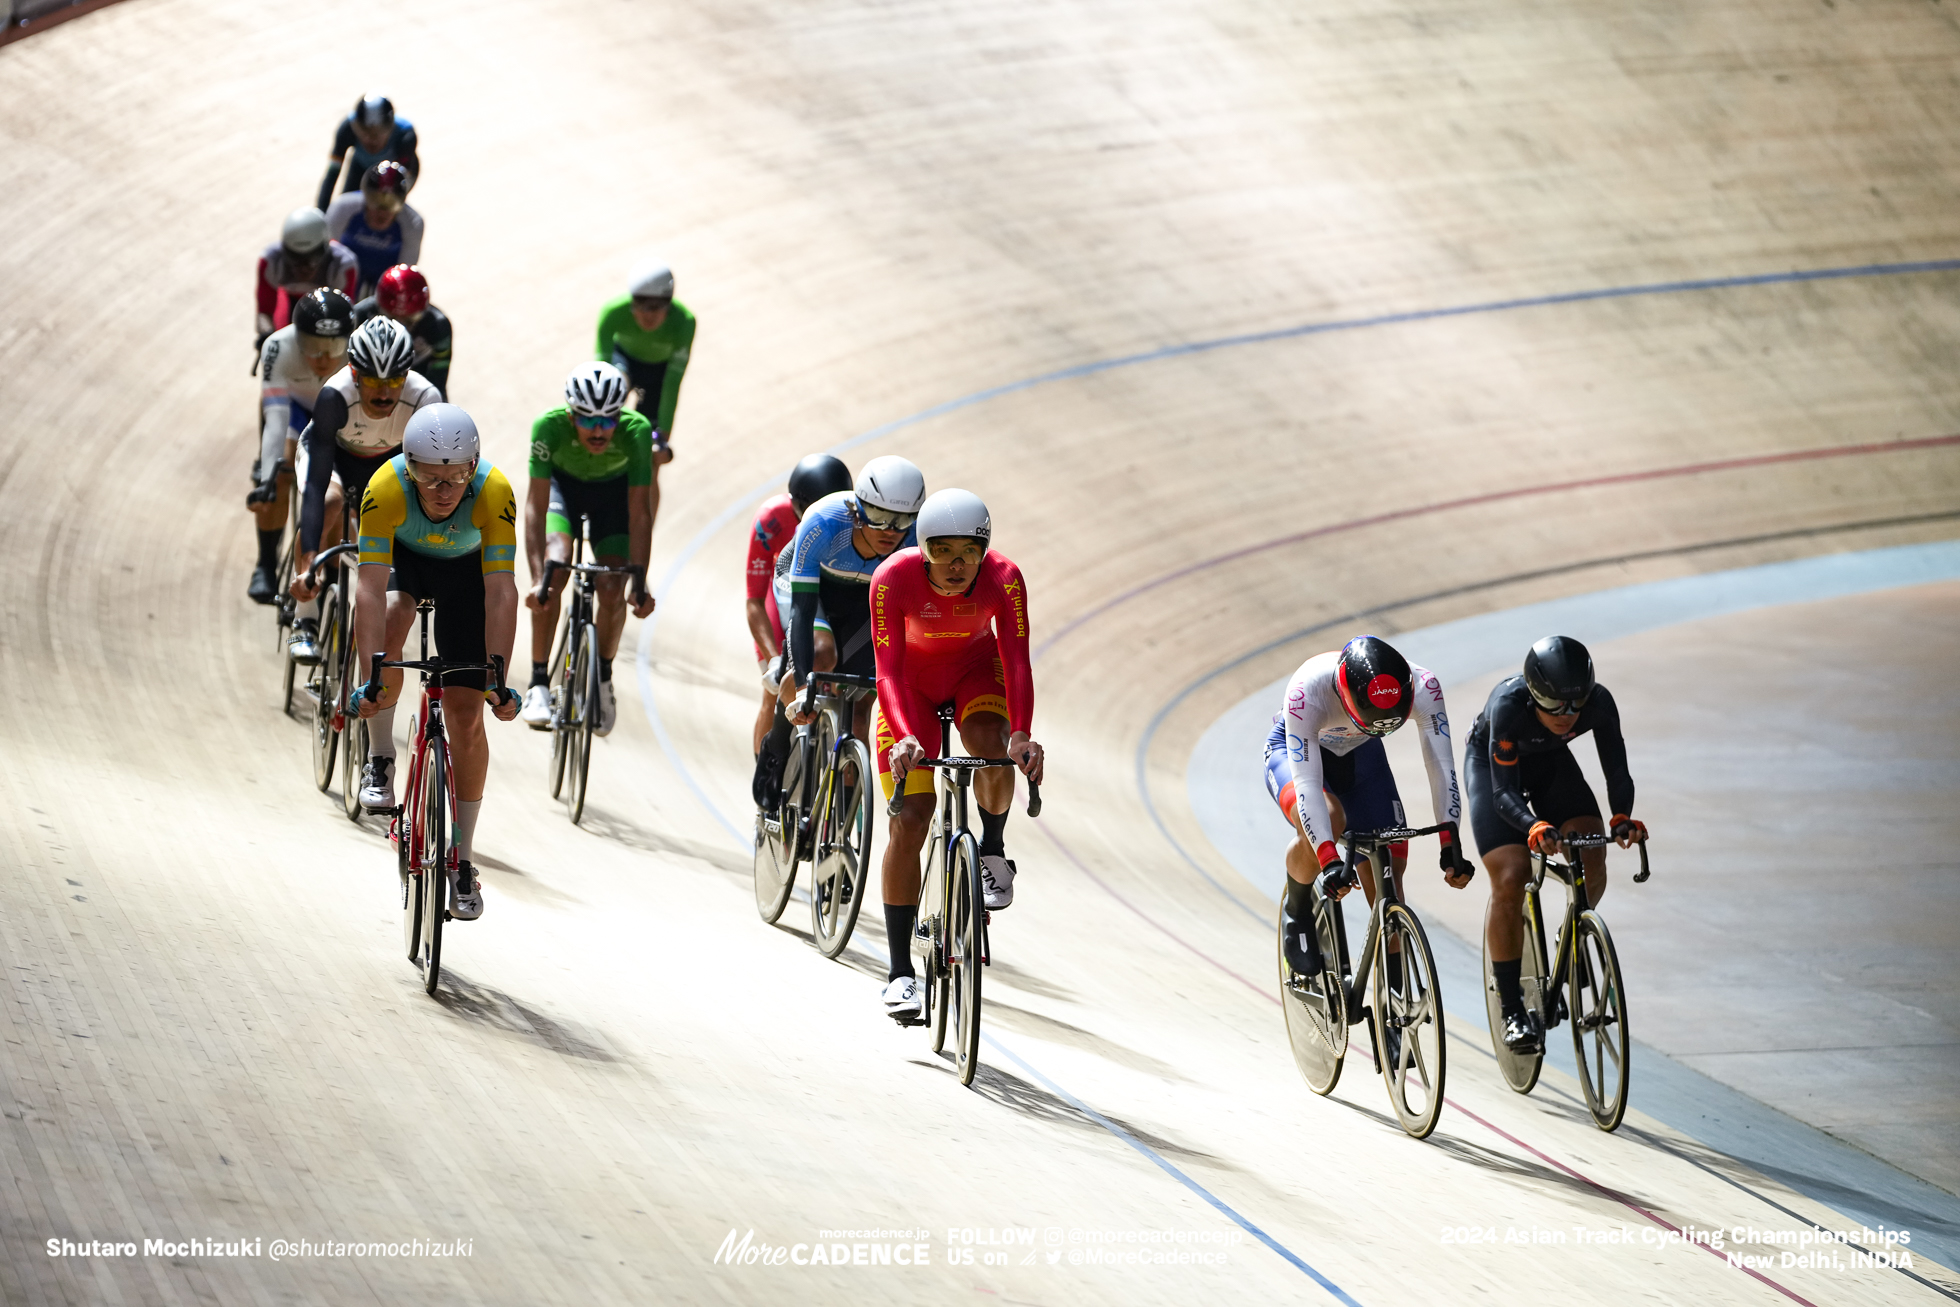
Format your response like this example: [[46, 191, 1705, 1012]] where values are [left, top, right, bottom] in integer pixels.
[[529, 478, 577, 683], [876, 701, 937, 981], [364, 558, 424, 768], [585, 474, 633, 667]]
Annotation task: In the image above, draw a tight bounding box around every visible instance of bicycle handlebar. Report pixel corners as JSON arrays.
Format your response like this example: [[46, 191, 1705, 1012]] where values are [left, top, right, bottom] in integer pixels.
[[1543, 830, 1652, 883], [534, 558, 648, 606], [1341, 823, 1449, 855], [303, 541, 359, 586], [359, 652, 508, 708], [885, 761, 1041, 818]]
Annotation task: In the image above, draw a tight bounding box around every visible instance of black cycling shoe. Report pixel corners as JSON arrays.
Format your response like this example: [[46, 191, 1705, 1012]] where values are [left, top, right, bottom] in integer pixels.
[[1281, 906, 1324, 979], [248, 564, 278, 605], [751, 748, 784, 812], [1501, 1009, 1544, 1054]]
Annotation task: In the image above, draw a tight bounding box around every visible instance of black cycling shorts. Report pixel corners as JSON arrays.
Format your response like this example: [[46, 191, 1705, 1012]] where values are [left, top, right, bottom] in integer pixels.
[[612, 352, 668, 425], [819, 579, 876, 678], [388, 548, 489, 691], [1465, 736, 1601, 855], [334, 445, 397, 503], [546, 472, 631, 557]]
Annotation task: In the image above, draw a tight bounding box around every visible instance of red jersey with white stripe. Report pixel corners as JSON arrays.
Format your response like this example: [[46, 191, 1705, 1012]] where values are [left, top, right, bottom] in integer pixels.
[[747, 493, 799, 602], [869, 548, 1033, 741]]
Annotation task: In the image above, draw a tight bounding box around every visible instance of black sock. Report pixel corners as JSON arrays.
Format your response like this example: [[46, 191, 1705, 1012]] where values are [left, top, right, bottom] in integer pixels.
[[884, 904, 917, 980], [256, 529, 281, 571], [1284, 875, 1313, 921], [1492, 958, 1523, 1013], [600, 657, 613, 682], [530, 661, 549, 688], [978, 807, 1008, 858]]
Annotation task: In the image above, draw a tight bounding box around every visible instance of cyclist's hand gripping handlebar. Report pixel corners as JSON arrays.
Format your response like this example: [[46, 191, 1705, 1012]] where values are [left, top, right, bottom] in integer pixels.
[[356, 652, 386, 711]]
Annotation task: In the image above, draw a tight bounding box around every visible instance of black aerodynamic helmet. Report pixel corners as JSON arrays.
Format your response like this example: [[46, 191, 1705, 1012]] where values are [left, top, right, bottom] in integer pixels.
[[293, 287, 353, 339], [1334, 635, 1414, 737], [1522, 635, 1594, 715], [787, 453, 853, 514]]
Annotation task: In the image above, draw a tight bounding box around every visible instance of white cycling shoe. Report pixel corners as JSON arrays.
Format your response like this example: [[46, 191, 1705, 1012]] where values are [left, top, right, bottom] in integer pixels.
[[596, 681, 617, 737], [520, 684, 553, 729], [980, 855, 1016, 910], [882, 975, 923, 1024], [358, 757, 396, 811], [450, 861, 484, 921]]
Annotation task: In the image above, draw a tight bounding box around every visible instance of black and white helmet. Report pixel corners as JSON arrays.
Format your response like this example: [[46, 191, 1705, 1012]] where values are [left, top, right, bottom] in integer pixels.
[[346, 316, 416, 379], [564, 361, 628, 418]]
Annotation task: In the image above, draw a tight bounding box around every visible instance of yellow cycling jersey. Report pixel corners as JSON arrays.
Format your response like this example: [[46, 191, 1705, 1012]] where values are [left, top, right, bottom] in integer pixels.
[[358, 455, 518, 575]]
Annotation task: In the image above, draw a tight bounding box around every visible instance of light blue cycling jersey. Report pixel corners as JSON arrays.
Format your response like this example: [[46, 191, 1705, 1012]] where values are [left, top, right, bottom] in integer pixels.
[[786, 491, 918, 592]]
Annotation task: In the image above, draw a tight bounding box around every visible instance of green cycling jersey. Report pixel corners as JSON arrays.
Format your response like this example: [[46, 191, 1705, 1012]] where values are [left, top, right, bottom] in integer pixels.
[[595, 296, 696, 437], [529, 407, 656, 485]]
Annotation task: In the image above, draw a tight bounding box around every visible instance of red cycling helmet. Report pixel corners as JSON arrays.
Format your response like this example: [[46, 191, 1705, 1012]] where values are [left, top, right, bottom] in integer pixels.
[[361, 159, 413, 203], [1334, 635, 1414, 737], [376, 264, 430, 318]]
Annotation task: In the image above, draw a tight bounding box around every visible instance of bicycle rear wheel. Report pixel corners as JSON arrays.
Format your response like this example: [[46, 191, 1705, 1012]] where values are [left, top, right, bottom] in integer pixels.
[[1281, 888, 1349, 1095], [567, 629, 599, 824], [753, 736, 805, 924], [1483, 894, 1548, 1094], [398, 764, 420, 961], [310, 590, 343, 792], [547, 613, 576, 799], [1375, 902, 1446, 1139], [1570, 911, 1630, 1130], [811, 737, 873, 959], [947, 833, 984, 1086], [417, 736, 448, 994]]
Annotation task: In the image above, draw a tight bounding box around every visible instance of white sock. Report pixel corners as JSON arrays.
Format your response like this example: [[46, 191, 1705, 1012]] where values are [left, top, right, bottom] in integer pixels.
[[295, 595, 320, 622], [367, 704, 396, 759], [455, 800, 482, 864]]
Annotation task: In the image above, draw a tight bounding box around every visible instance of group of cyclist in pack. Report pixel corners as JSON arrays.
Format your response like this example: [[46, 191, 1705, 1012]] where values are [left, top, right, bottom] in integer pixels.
[[245, 93, 691, 922], [242, 94, 1646, 1057]]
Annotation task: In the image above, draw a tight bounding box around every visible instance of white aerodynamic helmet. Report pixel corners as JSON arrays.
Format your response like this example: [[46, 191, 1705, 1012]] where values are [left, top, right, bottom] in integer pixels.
[[854, 455, 926, 525], [403, 403, 481, 466], [916, 488, 991, 550], [346, 316, 416, 379], [281, 206, 329, 255], [629, 258, 674, 301], [564, 361, 628, 418]]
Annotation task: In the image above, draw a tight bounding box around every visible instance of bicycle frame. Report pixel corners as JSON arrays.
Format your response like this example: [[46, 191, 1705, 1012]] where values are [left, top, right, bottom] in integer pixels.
[[1325, 824, 1444, 1014], [788, 672, 873, 868], [1528, 833, 1650, 1025]]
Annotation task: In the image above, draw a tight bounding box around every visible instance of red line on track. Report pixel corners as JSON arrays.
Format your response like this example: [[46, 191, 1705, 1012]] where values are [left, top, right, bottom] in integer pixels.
[[1038, 822, 1822, 1305], [1035, 431, 1960, 659]]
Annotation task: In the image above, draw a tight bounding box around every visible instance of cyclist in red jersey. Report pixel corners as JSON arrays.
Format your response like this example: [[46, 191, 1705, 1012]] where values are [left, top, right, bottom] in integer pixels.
[[870, 489, 1043, 1023], [747, 455, 852, 754]]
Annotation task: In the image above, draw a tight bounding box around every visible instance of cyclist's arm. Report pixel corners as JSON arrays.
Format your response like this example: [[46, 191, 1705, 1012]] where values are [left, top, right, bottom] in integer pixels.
[[990, 560, 1035, 734], [395, 126, 421, 187], [869, 568, 928, 743], [317, 121, 355, 209], [784, 513, 826, 686], [396, 204, 424, 267], [1409, 667, 1463, 827], [296, 388, 349, 555], [325, 192, 358, 241], [1487, 704, 1540, 833], [746, 598, 779, 660], [418, 309, 452, 398], [744, 512, 781, 657], [256, 337, 293, 480], [523, 477, 550, 581], [1587, 685, 1635, 817], [353, 561, 392, 679], [352, 475, 402, 673], [653, 312, 693, 438], [484, 572, 518, 694], [594, 299, 626, 361], [1283, 682, 1341, 868], [255, 253, 278, 340]]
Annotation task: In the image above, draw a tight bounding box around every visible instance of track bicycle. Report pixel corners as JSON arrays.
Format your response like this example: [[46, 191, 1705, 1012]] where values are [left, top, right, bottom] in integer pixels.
[[753, 670, 877, 958], [884, 704, 1041, 1088], [295, 495, 370, 821], [535, 537, 646, 824], [1281, 823, 1450, 1139], [359, 602, 508, 997], [270, 458, 301, 711], [1482, 830, 1651, 1131]]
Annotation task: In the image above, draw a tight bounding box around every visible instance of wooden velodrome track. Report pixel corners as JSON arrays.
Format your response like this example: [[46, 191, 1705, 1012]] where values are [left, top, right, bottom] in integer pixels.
[[2, 0, 1957, 1302]]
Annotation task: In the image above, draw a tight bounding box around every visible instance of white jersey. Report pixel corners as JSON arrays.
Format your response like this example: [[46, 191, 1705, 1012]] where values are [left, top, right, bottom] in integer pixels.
[[1279, 650, 1460, 862], [255, 326, 330, 479], [312, 367, 441, 455]]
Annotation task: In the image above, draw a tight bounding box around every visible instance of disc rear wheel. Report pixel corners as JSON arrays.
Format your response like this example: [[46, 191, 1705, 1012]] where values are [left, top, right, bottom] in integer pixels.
[[753, 737, 806, 924], [1484, 894, 1548, 1094], [1281, 889, 1349, 1095], [811, 738, 873, 958]]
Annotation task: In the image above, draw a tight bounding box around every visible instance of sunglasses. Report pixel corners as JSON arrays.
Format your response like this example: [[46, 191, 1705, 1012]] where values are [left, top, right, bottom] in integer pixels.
[[1527, 688, 1589, 717], [573, 413, 618, 430], [856, 503, 917, 532], [298, 336, 349, 359], [407, 462, 473, 489], [922, 536, 985, 565], [357, 374, 407, 391]]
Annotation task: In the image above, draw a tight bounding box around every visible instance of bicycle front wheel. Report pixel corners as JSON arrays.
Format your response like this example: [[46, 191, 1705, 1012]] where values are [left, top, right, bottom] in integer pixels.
[[1375, 902, 1446, 1139], [1281, 888, 1349, 1096], [811, 737, 873, 959], [753, 737, 806, 924], [341, 714, 369, 821], [1571, 911, 1630, 1130], [418, 736, 448, 994], [398, 764, 419, 960], [547, 614, 576, 799], [1483, 894, 1548, 1094], [947, 832, 985, 1086], [568, 628, 599, 824], [310, 590, 343, 792]]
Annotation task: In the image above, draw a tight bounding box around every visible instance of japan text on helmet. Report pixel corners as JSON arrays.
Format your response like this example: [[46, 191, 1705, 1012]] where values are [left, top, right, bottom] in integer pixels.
[[376, 265, 431, 318], [853, 455, 926, 529], [281, 207, 329, 256], [916, 489, 991, 551], [362, 160, 413, 203], [347, 316, 416, 379], [353, 93, 395, 132], [629, 258, 674, 302], [1334, 635, 1414, 737], [1522, 635, 1594, 715], [564, 361, 628, 418], [403, 403, 480, 465], [786, 453, 852, 514], [293, 288, 353, 339]]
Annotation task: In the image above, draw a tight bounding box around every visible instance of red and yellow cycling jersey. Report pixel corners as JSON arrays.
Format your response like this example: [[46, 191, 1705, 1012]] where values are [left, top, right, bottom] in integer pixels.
[[868, 547, 1033, 745]]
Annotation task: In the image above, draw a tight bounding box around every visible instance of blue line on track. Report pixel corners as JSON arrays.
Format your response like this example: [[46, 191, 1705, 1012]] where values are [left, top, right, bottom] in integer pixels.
[[637, 254, 1959, 848], [982, 1033, 1363, 1303]]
